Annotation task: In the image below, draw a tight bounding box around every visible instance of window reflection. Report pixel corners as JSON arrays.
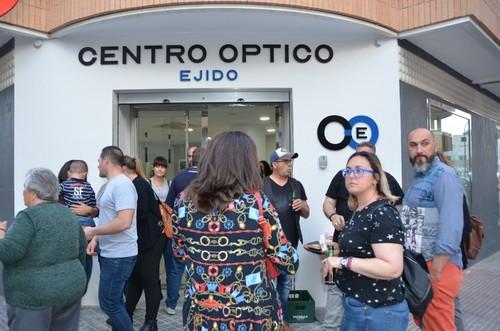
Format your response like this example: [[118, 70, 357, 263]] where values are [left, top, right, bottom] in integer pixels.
[[428, 100, 472, 204]]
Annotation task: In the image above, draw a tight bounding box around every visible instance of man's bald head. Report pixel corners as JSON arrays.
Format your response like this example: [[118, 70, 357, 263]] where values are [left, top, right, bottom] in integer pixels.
[[407, 128, 435, 143]]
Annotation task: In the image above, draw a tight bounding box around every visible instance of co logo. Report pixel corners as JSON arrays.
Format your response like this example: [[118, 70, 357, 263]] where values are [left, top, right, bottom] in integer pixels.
[[317, 115, 379, 151]]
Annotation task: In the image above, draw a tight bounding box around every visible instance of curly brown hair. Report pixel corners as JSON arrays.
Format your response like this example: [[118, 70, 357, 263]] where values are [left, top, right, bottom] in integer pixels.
[[186, 131, 262, 212]]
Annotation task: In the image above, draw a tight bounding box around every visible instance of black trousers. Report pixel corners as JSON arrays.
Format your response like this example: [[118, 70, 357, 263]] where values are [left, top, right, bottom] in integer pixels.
[[125, 235, 167, 321]]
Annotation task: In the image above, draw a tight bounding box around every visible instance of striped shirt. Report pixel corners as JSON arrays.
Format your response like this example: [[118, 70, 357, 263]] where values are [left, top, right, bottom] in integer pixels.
[[59, 178, 96, 215]]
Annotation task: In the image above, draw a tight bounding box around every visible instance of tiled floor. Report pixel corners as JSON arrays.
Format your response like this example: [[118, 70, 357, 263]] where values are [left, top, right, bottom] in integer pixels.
[[79, 305, 324, 331], [3, 251, 500, 330]]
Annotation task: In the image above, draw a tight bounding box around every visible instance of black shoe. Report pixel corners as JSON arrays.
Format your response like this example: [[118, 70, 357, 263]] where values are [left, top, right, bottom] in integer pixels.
[[105, 318, 112, 327], [139, 319, 158, 331]]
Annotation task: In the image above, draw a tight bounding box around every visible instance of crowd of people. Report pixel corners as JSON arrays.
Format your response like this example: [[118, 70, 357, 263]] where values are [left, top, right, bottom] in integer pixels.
[[0, 127, 468, 331]]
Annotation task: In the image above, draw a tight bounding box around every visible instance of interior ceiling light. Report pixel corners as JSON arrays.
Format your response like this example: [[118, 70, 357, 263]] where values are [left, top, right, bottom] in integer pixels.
[[266, 128, 276, 133], [228, 103, 254, 107], [184, 128, 194, 132], [259, 116, 270, 121]]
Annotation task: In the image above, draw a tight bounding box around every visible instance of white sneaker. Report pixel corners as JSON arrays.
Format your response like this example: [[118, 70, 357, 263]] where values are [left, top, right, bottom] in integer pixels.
[[165, 307, 176, 315]]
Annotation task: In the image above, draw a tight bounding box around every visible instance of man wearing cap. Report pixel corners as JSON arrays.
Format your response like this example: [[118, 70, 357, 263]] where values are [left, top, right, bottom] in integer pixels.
[[262, 147, 310, 331]]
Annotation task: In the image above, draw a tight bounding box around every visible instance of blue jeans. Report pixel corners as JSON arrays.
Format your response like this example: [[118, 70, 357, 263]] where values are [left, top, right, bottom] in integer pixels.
[[341, 296, 408, 331], [77, 215, 96, 228], [98, 255, 137, 331], [277, 270, 292, 321], [163, 237, 185, 309], [77, 215, 96, 286]]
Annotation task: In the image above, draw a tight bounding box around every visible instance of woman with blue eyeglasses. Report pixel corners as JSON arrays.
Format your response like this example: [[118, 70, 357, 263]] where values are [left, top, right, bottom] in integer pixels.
[[322, 151, 408, 331]]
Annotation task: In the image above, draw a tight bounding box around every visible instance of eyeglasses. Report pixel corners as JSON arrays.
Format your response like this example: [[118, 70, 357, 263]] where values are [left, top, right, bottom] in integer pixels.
[[342, 167, 375, 178]]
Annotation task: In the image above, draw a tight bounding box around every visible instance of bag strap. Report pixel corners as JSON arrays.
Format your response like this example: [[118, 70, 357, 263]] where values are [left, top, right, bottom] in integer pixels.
[[152, 191, 162, 204], [357, 199, 390, 217], [255, 191, 271, 249], [255, 191, 264, 218]]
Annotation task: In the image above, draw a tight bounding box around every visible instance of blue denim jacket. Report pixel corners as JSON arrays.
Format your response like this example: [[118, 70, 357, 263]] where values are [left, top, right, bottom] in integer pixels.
[[400, 156, 463, 267]]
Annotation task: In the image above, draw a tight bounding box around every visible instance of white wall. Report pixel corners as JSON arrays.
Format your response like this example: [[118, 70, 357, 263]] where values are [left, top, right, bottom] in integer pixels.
[[14, 33, 401, 307]]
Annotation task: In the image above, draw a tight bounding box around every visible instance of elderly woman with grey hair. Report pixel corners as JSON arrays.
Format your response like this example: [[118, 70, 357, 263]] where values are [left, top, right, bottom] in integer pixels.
[[0, 168, 87, 331]]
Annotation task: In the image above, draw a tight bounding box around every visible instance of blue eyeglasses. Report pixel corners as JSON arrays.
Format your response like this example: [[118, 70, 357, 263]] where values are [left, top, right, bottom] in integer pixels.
[[342, 167, 376, 178]]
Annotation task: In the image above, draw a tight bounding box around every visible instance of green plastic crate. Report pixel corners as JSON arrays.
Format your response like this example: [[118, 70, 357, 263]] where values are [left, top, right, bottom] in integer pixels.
[[286, 290, 315, 323]]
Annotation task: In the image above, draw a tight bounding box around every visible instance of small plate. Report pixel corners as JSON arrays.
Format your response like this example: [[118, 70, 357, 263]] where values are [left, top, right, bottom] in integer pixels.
[[304, 241, 324, 255]]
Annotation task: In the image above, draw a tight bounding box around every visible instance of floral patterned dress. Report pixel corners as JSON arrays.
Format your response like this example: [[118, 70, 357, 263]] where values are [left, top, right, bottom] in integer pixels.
[[172, 191, 299, 331]]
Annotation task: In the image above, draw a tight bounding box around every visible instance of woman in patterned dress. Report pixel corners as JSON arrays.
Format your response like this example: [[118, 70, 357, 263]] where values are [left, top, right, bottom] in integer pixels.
[[172, 131, 299, 331], [322, 151, 409, 331]]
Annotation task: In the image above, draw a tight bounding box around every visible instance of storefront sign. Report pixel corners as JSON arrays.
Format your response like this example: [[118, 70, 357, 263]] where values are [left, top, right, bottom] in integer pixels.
[[317, 115, 379, 150], [77, 44, 334, 66], [0, 0, 18, 16]]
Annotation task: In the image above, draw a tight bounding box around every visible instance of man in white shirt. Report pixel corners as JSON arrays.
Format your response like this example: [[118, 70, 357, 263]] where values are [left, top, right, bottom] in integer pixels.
[[85, 146, 138, 331]]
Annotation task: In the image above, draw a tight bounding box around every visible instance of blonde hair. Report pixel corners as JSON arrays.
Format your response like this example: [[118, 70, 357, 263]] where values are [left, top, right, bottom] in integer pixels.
[[346, 152, 398, 210]]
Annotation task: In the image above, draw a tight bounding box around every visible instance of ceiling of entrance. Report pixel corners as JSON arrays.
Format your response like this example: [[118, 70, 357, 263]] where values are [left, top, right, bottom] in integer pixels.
[[56, 6, 395, 41]]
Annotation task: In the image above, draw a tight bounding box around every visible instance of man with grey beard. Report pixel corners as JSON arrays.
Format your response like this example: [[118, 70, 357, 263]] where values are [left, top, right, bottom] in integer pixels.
[[400, 128, 463, 331]]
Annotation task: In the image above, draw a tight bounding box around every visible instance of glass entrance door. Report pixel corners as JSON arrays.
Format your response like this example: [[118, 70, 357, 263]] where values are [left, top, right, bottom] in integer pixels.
[[133, 102, 288, 180], [136, 105, 203, 180]]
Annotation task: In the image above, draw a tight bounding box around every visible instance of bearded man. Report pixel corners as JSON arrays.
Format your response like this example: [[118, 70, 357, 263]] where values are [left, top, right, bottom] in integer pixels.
[[400, 128, 464, 331]]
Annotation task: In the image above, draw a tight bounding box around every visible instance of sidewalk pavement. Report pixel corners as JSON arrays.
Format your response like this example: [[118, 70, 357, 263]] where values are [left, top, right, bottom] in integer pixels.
[[2, 250, 500, 330]]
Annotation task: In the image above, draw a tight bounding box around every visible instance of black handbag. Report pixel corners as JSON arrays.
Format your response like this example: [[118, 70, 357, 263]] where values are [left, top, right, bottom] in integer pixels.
[[402, 250, 433, 317]]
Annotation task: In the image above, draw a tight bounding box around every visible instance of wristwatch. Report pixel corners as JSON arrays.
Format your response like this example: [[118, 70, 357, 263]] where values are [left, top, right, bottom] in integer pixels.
[[340, 257, 353, 270]]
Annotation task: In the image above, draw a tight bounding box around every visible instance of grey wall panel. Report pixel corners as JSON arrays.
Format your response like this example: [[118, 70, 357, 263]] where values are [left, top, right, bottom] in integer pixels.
[[399, 81, 500, 263], [399, 81, 428, 191], [470, 114, 499, 261], [0, 85, 14, 220], [0, 84, 13, 297]]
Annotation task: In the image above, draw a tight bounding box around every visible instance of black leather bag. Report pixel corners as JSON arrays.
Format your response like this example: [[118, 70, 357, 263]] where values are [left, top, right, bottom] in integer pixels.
[[402, 250, 433, 317]]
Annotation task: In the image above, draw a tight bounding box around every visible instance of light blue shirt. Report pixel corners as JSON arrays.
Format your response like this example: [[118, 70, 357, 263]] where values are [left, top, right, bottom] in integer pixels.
[[400, 156, 463, 267], [97, 174, 138, 258]]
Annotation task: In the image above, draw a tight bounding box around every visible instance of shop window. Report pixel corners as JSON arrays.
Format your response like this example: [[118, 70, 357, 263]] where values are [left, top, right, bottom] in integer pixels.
[[428, 99, 472, 204]]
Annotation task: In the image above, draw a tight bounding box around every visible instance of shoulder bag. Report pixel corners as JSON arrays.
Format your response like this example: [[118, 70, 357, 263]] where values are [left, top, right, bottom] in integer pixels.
[[153, 192, 173, 238], [364, 199, 433, 317], [402, 250, 433, 317], [255, 191, 280, 279]]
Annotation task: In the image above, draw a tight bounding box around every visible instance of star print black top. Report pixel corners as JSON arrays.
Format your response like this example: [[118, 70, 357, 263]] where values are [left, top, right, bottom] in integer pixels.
[[335, 199, 405, 307]]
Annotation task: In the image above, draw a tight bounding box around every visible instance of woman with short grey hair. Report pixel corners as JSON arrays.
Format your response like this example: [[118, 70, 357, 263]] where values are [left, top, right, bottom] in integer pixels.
[[25, 167, 60, 201], [0, 167, 87, 331]]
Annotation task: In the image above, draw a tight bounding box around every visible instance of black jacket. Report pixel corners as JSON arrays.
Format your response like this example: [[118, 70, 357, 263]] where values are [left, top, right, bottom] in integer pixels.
[[133, 176, 163, 252]]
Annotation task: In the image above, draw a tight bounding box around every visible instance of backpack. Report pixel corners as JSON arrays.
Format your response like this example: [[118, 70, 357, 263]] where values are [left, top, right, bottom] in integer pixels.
[[464, 216, 484, 260]]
